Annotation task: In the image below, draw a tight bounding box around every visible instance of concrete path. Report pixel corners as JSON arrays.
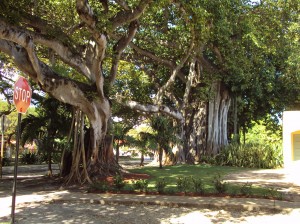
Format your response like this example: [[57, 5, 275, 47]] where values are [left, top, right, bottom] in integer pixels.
[[224, 163, 300, 201]]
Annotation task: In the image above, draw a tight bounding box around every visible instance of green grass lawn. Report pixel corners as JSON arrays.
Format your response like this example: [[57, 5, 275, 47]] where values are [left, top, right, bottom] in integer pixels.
[[126, 164, 280, 198], [128, 164, 241, 191]]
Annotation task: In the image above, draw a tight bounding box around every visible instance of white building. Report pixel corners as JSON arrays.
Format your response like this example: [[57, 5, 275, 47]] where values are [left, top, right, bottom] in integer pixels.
[[282, 111, 300, 167]]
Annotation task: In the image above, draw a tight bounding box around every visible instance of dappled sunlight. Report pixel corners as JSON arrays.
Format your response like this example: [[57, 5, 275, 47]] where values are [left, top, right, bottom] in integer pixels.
[[163, 208, 300, 224], [244, 209, 300, 224], [4, 174, 46, 179], [0, 190, 70, 219], [166, 211, 213, 224], [224, 167, 300, 196], [2, 201, 297, 224]]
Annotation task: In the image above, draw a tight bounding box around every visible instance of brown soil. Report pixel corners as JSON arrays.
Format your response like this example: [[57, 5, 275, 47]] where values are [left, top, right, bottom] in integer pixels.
[[97, 172, 151, 183]]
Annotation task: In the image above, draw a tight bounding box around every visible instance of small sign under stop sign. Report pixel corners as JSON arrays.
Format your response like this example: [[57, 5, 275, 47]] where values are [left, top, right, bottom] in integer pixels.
[[13, 76, 32, 113]]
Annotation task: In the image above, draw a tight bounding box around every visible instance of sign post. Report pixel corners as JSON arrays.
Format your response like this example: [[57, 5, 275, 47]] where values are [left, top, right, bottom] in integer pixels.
[[11, 76, 32, 224]]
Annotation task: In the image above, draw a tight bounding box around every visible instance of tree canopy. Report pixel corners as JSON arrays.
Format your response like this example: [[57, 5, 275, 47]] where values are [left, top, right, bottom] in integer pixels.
[[0, 0, 299, 180]]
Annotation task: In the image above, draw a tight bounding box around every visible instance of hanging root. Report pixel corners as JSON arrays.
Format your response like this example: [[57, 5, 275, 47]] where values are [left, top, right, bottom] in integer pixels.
[[63, 110, 123, 186], [64, 109, 93, 186]]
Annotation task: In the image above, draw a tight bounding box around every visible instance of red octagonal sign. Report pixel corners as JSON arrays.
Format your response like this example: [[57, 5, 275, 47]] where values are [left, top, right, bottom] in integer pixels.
[[13, 76, 32, 114]]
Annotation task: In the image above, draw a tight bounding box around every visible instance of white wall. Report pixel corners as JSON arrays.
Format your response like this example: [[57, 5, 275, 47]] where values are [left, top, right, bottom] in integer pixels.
[[282, 111, 300, 167]]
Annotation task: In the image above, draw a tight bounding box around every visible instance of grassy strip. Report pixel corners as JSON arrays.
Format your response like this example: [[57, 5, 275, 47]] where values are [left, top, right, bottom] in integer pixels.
[[126, 164, 281, 199], [128, 164, 242, 191]]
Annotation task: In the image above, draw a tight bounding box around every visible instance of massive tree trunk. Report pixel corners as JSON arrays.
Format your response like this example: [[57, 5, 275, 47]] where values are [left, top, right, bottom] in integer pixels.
[[182, 102, 207, 163], [174, 60, 207, 164], [206, 81, 231, 155]]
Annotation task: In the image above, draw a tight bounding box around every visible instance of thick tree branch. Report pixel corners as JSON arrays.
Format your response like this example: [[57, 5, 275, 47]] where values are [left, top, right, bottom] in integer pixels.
[[33, 32, 94, 81], [76, 0, 97, 29], [0, 19, 96, 82], [0, 40, 98, 121], [0, 39, 95, 91], [129, 42, 174, 68], [15, 8, 73, 44], [0, 20, 90, 89], [212, 45, 224, 64], [110, 0, 152, 30], [182, 59, 196, 112], [0, 40, 36, 79], [76, 0, 107, 98], [0, 20, 43, 81], [115, 0, 130, 10], [128, 42, 187, 82], [198, 54, 220, 74], [76, 0, 107, 52], [116, 97, 183, 121], [155, 39, 195, 104], [109, 20, 138, 85]]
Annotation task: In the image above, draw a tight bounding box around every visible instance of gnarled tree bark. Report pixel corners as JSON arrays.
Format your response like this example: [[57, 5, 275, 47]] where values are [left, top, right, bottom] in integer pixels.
[[206, 81, 231, 155]]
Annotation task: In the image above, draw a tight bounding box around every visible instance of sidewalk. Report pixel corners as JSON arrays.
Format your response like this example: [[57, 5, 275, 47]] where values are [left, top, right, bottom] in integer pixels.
[[1, 189, 300, 221], [2, 190, 300, 223], [53, 191, 300, 213]]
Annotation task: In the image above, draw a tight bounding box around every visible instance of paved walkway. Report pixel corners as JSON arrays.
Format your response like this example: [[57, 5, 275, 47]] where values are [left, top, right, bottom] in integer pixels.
[[225, 163, 300, 201]]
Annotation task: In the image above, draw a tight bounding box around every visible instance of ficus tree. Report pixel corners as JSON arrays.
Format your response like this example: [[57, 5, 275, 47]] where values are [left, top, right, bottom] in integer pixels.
[[150, 115, 178, 168], [225, 0, 300, 140], [0, 0, 153, 182]]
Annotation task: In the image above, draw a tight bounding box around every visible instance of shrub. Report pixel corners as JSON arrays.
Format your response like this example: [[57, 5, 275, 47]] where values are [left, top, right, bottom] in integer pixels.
[[215, 142, 283, 169], [20, 152, 39, 165], [176, 176, 190, 194], [2, 157, 10, 166], [113, 175, 126, 191], [155, 178, 167, 194], [37, 153, 48, 164], [89, 181, 110, 192], [265, 187, 283, 200], [191, 177, 205, 194], [199, 155, 216, 165], [212, 174, 227, 194], [240, 182, 253, 196], [133, 179, 149, 192]]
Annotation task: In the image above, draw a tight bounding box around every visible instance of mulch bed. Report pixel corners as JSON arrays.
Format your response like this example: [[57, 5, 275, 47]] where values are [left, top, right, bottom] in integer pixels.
[[96, 172, 151, 184]]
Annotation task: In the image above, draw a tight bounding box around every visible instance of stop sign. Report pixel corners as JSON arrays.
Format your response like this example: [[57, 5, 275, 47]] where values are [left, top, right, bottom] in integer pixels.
[[13, 76, 32, 114]]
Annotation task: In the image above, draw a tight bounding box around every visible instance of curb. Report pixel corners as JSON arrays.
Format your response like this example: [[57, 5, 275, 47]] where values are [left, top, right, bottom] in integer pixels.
[[50, 193, 296, 213]]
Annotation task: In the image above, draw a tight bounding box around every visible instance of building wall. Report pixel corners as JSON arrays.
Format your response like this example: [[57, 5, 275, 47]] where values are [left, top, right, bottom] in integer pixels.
[[283, 111, 300, 167]]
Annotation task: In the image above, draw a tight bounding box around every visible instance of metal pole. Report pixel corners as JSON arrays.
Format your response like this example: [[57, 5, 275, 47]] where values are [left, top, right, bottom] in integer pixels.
[[11, 113, 21, 224], [0, 115, 5, 179]]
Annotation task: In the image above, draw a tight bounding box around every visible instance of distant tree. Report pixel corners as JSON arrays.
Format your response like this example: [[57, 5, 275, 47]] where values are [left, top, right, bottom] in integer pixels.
[[113, 120, 133, 163], [150, 115, 178, 168]]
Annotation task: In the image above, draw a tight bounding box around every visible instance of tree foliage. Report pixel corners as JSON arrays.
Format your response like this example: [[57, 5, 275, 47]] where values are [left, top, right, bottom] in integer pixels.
[[0, 0, 299, 179]]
